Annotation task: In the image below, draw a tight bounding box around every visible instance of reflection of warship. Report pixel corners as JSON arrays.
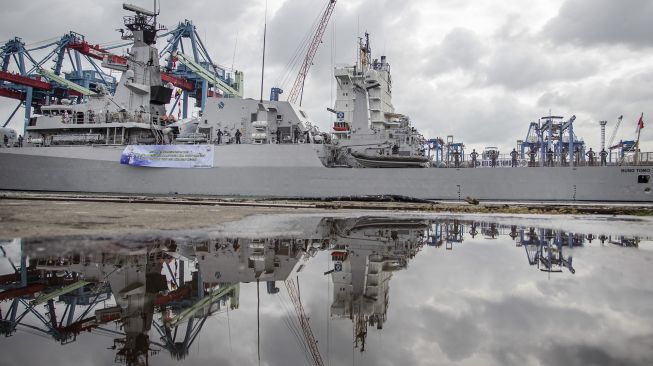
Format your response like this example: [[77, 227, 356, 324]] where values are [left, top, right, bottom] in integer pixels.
[[0, 216, 647, 362], [0, 4, 651, 201], [322, 217, 428, 351], [0, 239, 239, 365]]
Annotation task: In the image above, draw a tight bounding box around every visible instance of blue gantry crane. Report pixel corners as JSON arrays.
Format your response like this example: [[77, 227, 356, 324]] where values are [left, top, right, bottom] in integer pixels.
[[159, 20, 243, 117], [521, 115, 585, 166], [0, 33, 116, 130]]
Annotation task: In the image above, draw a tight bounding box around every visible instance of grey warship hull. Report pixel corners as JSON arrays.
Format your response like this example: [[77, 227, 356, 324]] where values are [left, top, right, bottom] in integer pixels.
[[1, 145, 651, 202]]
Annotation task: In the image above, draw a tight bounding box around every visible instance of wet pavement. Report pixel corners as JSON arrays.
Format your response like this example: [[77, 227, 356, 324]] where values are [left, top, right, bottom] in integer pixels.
[[0, 214, 652, 366]]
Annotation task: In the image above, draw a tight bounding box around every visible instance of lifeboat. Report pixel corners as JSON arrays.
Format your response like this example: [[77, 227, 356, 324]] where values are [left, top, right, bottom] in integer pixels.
[[350, 152, 430, 168]]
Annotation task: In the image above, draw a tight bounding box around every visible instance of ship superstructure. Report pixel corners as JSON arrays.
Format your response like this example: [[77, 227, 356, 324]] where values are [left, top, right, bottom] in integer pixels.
[[325, 33, 428, 167], [179, 97, 321, 145], [23, 4, 174, 146]]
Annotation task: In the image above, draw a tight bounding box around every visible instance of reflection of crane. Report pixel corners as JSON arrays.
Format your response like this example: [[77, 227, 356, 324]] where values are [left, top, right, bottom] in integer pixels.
[[285, 278, 324, 366], [286, 0, 337, 105], [520, 229, 576, 274]]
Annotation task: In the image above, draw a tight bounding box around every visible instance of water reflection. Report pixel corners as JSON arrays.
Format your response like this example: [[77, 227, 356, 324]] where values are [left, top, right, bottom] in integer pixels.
[[0, 216, 651, 366]]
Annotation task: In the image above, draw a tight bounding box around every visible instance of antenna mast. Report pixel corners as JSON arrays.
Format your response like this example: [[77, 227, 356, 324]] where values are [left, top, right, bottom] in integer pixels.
[[260, 0, 268, 103]]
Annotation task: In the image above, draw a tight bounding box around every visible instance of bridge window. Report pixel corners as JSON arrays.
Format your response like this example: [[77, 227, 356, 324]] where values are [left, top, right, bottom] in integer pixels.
[[638, 175, 650, 184]]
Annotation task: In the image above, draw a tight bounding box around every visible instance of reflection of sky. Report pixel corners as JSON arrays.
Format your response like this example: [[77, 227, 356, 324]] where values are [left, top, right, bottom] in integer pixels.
[[1, 217, 653, 366]]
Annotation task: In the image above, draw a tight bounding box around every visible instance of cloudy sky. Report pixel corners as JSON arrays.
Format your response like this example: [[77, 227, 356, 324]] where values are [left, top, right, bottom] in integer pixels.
[[1, 0, 652, 151]]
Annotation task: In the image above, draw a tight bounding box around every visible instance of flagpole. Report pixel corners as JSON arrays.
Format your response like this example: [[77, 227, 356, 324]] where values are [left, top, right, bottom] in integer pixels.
[[635, 125, 641, 165], [635, 113, 643, 165]]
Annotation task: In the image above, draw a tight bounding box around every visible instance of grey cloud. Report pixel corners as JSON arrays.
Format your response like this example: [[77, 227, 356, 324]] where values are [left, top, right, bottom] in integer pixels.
[[539, 342, 652, 366], [397, 84, 535, 151], [545, 0, 653, 48], [423, 28, 487, 75], [480, 41, 599, 89], [416, 305, 486, 361], [535, 70, 653, 148]]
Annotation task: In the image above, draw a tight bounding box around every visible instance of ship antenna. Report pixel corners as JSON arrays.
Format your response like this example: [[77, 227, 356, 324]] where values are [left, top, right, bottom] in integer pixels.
[[260, 0, 268, 103]]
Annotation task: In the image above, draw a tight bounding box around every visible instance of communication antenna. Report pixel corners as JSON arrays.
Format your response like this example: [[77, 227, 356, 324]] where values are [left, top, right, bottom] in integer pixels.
[[260, 0, 268, 103], [122, 3, 156, 16]]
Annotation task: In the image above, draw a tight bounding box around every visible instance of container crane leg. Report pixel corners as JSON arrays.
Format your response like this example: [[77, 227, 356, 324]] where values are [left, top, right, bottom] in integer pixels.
[[23, 87, 32, 131], [182, 91, 188, 118], [201, 79, 208, 113], [3, 101, 21, 128]]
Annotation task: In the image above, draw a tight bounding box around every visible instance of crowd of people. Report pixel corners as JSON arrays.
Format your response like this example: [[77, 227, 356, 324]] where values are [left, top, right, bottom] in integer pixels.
[[212, 126, 311, 145], [457, 146, 611, 168], [1, 134, 23, 148]]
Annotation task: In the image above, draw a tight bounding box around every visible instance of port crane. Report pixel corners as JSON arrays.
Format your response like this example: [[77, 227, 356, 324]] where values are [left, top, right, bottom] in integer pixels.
[[272, 0, 337, 105], [607, 115, 624, 149], [606, 115, 639, 162]]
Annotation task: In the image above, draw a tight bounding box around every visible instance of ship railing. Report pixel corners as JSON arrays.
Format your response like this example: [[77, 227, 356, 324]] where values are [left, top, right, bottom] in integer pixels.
[[434, 152, 653, 168]]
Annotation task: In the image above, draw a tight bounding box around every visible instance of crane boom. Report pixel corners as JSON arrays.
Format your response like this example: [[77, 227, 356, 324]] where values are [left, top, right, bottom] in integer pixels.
[[607, 115, 623, 148], [285, 278, 324, 366], [287, 0, 337, 105]]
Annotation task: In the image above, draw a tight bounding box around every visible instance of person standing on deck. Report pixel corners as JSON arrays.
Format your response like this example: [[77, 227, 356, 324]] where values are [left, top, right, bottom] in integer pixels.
[[586, 148, 595, 166], [276, 129, 281, 144], [470, 149, 478, 168], [453, 150, 460, 168], [575, 146, 581, 166], [216, 129, 223, 144], [490, 150, 498, 167], [600, 148, 608, 166], [510, 148, 518, 167], [293, 126, 300, 143], [547, 148, 554, 167], [528, 148, 536, 167], [235, 129, 242, 144]]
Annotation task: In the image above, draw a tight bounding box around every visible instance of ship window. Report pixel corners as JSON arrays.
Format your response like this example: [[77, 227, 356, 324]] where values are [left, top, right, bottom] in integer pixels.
[[638, 175, 650, 184]]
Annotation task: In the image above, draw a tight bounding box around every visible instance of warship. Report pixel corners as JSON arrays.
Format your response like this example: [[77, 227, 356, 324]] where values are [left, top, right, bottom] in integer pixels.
[[0, 4, 651, 202]]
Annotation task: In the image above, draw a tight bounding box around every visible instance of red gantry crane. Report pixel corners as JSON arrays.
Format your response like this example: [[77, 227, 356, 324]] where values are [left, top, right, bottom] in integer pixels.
[[285, 0, 337, 106]]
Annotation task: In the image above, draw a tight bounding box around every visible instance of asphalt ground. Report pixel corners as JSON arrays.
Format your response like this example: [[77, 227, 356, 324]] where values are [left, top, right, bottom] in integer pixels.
[[1, 191, 651, 238]]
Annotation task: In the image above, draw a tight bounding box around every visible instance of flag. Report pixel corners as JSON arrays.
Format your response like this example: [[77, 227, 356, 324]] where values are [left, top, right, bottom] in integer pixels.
[[637, 113, 644, 130]]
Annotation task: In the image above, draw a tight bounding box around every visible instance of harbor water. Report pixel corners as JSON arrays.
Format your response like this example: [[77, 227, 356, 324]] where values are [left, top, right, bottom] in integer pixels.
[[1, 213, 652, 366]]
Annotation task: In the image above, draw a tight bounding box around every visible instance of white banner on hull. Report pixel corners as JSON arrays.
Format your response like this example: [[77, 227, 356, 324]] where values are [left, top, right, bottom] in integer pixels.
[[120, 145, 214, 168]]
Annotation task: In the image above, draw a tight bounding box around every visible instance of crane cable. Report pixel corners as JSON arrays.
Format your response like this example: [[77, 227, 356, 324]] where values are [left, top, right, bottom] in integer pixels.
[[274, 0, 330, 91]]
